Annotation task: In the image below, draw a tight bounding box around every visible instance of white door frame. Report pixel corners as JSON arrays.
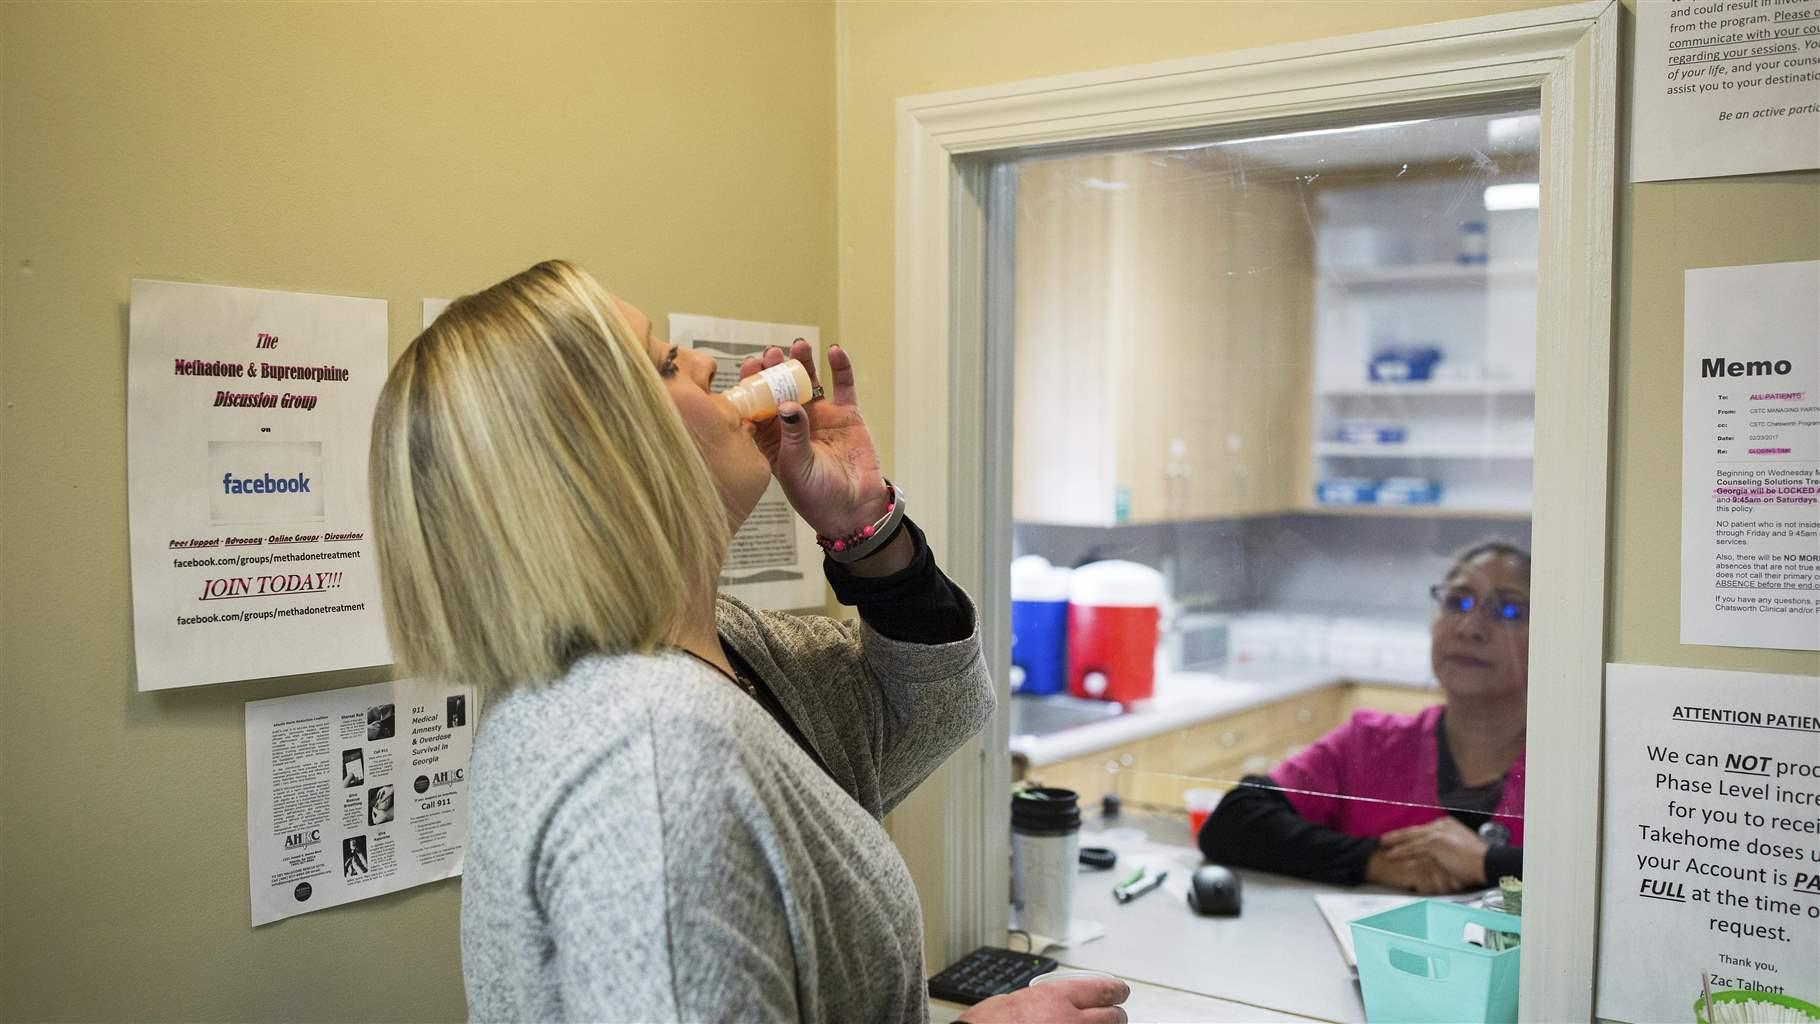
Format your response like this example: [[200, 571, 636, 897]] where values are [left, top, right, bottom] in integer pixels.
[[892, 2, 1619, 1020]]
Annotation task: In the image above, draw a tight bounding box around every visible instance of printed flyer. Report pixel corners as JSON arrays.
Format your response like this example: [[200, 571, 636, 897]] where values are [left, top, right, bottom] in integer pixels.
[[127, 279, 392, 689], [246, 678, 473, 926], [1597, 663, 1819, 1023], [422, 297, 451, 329], [1680, 260, 1820, 651], [670, 313, 825, 611], [1631, 0, 1820, 182]]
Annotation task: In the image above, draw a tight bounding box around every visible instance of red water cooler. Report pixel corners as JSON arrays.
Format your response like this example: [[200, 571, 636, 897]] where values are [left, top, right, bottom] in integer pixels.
[[1066, 560, 1166, 706]]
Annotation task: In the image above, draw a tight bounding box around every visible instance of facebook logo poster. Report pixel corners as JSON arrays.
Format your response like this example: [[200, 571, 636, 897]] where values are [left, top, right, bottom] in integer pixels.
[[208, 441, 325, 526], [127, 279, 391, 690]]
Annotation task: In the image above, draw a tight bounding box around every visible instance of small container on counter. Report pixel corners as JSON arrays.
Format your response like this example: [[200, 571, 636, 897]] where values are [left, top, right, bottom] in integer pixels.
[[1010, 556, 1072, 695], [1335, 420, 1408, 445], [1228, 613, 1299, 664], [1368, 345, 1444, 383], [1377, 628, 1435, 681], [1456, 220, 1489, 265], [1377, 476, 1443, 506], [1163, 609, 1229, 672], [1316, 477, 1379, 506], [1324, 618, 1388, 671], [1066, 560, 1165, 705]]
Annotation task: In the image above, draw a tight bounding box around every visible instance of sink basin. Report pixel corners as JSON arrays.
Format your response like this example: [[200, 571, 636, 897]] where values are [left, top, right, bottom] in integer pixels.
[[1009, 693, 1124, 738]]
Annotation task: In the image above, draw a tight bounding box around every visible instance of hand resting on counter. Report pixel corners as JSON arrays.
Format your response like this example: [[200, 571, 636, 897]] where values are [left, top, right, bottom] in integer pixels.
[[959, 977, 1131, 1024]]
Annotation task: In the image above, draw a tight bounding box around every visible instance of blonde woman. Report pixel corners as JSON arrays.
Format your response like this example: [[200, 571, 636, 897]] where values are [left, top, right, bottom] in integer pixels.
[[370, 261, 1128, 1024]]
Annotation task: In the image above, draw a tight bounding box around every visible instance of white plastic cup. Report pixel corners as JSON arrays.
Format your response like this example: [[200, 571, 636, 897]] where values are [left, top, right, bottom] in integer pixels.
[[1185, 787, 1221, 838]]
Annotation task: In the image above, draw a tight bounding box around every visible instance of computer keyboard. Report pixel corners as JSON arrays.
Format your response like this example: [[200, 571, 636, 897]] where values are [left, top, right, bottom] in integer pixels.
[[926, 946, 1058, 1005]]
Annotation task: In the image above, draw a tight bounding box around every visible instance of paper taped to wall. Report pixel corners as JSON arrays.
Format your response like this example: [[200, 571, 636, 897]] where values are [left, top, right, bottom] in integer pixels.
[[1680, 260, 1820, 651], [1596, 663, 1819, 1023], [245, 678, 474, 926], [670, 312, 825, 610], [1631, 0, 1820, 182], [126, 279, 393, 689]]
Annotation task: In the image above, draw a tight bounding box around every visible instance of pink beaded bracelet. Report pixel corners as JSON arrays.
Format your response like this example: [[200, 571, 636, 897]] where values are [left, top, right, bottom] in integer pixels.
[[816, 481, 906, 564]]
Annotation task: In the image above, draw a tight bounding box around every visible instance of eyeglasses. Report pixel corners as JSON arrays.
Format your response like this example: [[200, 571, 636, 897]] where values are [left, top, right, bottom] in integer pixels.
[[1429, 584, 1528, 624]]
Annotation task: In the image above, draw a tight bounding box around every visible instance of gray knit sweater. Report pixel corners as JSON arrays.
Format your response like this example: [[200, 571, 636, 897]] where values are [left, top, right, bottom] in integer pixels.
[[460, 595, 995, 1023]]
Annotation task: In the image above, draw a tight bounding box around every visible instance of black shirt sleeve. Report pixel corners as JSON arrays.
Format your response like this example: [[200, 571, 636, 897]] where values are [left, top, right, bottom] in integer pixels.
[[823, 518, 972, 645], [1197, 775, 1380, 886], [1484, 844, 1523, 882]]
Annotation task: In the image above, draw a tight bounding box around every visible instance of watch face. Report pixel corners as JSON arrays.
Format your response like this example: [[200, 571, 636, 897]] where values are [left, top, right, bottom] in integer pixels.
[[1478, 821, 1512, 846]]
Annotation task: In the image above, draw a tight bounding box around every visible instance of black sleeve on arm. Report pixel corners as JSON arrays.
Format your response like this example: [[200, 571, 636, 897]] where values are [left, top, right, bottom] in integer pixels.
[[823, 518, 972, 645], [1197, 776, 1380, 886], [1484, 845, 1523, 882]]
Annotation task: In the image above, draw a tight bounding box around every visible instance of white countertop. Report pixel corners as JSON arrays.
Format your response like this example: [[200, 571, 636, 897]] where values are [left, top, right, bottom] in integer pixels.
[[1010, 658, 1438, 767], [931, 975, 1315, 1023], [1048, 813, 1373, 1023]]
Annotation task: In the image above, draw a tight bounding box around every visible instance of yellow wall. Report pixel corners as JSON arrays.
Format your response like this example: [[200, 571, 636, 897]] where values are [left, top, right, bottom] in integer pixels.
[[0, 3, 836, 1020], [832, 0, 1567, 472], [833, 0, 1819, 967], [6, 0, 1818, 1019], [833, 0, 1818, 677]]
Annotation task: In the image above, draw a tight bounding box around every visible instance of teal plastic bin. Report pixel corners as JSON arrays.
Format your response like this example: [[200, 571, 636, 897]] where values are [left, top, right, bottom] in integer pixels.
[[1350, 900, 1522, 1024], [1694, 991, 1820, 1023]]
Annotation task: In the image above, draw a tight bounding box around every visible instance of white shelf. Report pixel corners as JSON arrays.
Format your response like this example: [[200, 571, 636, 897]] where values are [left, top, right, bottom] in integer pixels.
[[1313, 441, 1533, 459], [1322, 261, 1537, 288], [1314, 380, 1535, 397]]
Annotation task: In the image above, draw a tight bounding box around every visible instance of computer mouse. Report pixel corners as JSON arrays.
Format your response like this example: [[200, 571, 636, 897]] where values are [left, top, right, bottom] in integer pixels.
[[1187, 864, 1242, 916]]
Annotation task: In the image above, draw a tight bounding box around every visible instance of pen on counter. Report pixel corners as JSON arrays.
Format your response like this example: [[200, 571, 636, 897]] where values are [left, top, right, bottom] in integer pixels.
[[1113, 868, 1167, 904]]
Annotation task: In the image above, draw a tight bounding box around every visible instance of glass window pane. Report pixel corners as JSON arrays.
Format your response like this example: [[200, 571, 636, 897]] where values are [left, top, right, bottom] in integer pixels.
[[1002, 100, 1540, 1020]]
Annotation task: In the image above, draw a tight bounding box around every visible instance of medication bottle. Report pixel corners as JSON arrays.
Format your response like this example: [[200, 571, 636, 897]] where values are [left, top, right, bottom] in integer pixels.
[[723, 359, 814, 422], [1457, 220, 1489, 265]]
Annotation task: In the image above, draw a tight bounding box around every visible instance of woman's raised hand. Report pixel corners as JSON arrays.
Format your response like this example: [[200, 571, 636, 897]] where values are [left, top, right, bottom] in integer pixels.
[[738, 341, 889, 540]]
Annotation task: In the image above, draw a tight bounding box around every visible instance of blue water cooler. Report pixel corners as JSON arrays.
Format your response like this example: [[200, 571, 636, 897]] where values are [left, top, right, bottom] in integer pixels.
[[1010, 556, 1071, 695]]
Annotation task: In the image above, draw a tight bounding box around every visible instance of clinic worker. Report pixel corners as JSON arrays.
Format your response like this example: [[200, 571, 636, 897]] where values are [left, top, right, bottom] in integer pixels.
[[1198, 542, 1529, 894], [368, 261, 1128, 1023]]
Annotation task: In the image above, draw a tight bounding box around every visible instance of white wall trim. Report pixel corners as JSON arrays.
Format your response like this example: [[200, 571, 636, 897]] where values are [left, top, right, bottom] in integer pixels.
[[893, 4, 1618, 1020]]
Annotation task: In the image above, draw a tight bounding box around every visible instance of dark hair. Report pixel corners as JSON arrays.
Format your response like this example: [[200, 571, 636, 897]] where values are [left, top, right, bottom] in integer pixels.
[[1446, 539, 1531, 583]]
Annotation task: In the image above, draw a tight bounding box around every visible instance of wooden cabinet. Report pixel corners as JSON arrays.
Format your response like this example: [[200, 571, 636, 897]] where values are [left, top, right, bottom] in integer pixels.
[[1347, 682, 1444, 718], [1021, 683, 1454, 815], [1012, 150, 1314, 526], [1026, 684, 1349, 812]]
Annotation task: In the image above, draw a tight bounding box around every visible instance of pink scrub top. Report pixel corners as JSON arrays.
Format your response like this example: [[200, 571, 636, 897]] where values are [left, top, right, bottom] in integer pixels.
[[1270, 705, 1526, 845]]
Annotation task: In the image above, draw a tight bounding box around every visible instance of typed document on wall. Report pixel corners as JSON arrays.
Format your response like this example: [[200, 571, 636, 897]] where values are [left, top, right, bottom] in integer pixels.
[[1680, 260, 1820, 651], [422, 298, 451, 329], [1631, 0, 1820, 182], [126, 279, 392, 689], [246, 678, 474, 926], [1596, 664, 1818, 1023], [670, 312, 825, 611]]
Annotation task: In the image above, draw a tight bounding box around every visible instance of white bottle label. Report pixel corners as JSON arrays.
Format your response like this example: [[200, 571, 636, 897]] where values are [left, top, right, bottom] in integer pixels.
[[760, 363, 802, 405]]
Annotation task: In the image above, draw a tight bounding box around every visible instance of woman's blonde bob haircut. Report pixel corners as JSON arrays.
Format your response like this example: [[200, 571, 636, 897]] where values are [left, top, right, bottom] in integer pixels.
[[369, 260, 727, 692]]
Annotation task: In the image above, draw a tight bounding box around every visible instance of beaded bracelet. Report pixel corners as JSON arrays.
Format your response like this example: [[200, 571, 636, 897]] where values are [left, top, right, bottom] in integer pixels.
[[816, 481, 906, 564]]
